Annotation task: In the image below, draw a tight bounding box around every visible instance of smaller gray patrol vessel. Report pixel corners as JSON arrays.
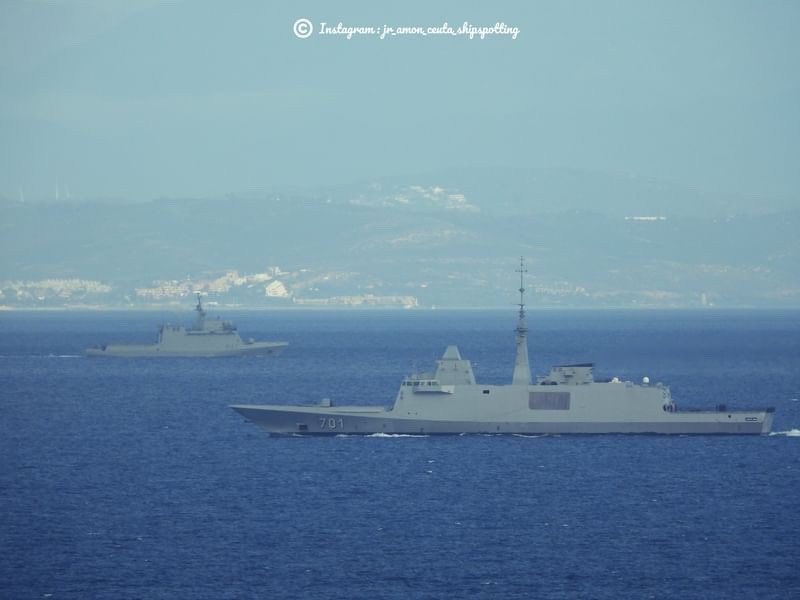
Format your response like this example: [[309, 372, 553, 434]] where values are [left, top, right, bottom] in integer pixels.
[[86, 294, 288, 357], [231, 259, 774, 435]]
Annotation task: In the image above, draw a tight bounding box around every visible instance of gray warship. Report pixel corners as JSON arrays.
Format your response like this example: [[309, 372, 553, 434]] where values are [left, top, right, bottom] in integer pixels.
[[231, 261, 774, 435], [86, 294, 288, 357]]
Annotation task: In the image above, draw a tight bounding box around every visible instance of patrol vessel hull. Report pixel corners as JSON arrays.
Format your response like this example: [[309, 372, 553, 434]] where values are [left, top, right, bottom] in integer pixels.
[[86, 341, 287, 358], [86, 295, 288, 358]]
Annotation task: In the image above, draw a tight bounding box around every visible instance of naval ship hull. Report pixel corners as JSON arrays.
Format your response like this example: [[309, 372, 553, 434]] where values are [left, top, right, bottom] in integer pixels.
[[231, 404, 774, 436], [86, 341, 287, 357], [230, 261, 775, 437], [86, 295, 288, 358]]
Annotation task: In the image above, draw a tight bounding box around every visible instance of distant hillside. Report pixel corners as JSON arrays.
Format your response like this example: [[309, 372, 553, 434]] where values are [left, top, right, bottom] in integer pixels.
[[1, 168, 798, 308]]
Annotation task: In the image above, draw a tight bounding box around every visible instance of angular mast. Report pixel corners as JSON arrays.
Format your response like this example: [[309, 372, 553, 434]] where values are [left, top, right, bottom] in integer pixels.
[[512, 257, 532, 385], [194, 292, 206, 330]]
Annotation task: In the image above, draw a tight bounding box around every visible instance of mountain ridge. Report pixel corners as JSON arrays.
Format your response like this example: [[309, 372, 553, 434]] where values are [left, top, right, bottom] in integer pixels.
[[1, 168, 797, 308]]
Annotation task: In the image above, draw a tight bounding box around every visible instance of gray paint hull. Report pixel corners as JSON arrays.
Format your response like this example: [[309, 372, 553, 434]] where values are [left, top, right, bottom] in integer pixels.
[[229, 278, 776, 437], [230, 404, 774, 436], [86, 341, 287, 357], [86, 296, 287, 357]]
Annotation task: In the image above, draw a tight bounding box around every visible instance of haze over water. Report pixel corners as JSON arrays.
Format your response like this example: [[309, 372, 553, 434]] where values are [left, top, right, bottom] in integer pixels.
[[1, 1, 798, 202]]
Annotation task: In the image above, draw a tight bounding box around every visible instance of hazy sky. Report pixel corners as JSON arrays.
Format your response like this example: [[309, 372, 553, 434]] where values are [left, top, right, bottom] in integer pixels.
[[0, 0, 798, 202]]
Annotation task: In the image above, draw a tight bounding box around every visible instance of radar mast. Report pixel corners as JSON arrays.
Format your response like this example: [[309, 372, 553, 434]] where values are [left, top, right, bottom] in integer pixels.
[[512, 257, 532, 385], [194, 292, 206, 330]]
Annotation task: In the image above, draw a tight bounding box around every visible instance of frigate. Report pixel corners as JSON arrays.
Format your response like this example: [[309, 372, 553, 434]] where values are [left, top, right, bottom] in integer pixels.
[[86, 294, 288, 357], [231, 260, 774, 435]]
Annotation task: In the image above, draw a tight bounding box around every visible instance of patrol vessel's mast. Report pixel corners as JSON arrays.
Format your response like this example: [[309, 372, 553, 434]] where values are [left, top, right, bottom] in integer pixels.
[[194, 292, 206, 330], [512, 257, 532, 385]]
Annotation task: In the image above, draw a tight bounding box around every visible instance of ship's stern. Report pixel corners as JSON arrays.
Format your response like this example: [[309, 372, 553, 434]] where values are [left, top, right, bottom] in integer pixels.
[[762, 407, 776, 435]]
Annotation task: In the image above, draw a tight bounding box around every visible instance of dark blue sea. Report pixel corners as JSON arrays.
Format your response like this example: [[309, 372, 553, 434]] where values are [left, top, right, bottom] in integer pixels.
[[2, 309, 799, 599]]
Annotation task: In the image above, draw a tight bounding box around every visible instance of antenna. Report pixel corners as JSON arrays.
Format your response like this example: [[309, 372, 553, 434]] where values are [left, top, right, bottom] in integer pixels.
[[516, 255, 527, 324], [512, 256, 531, 385], [193, 292, 206, 329]]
